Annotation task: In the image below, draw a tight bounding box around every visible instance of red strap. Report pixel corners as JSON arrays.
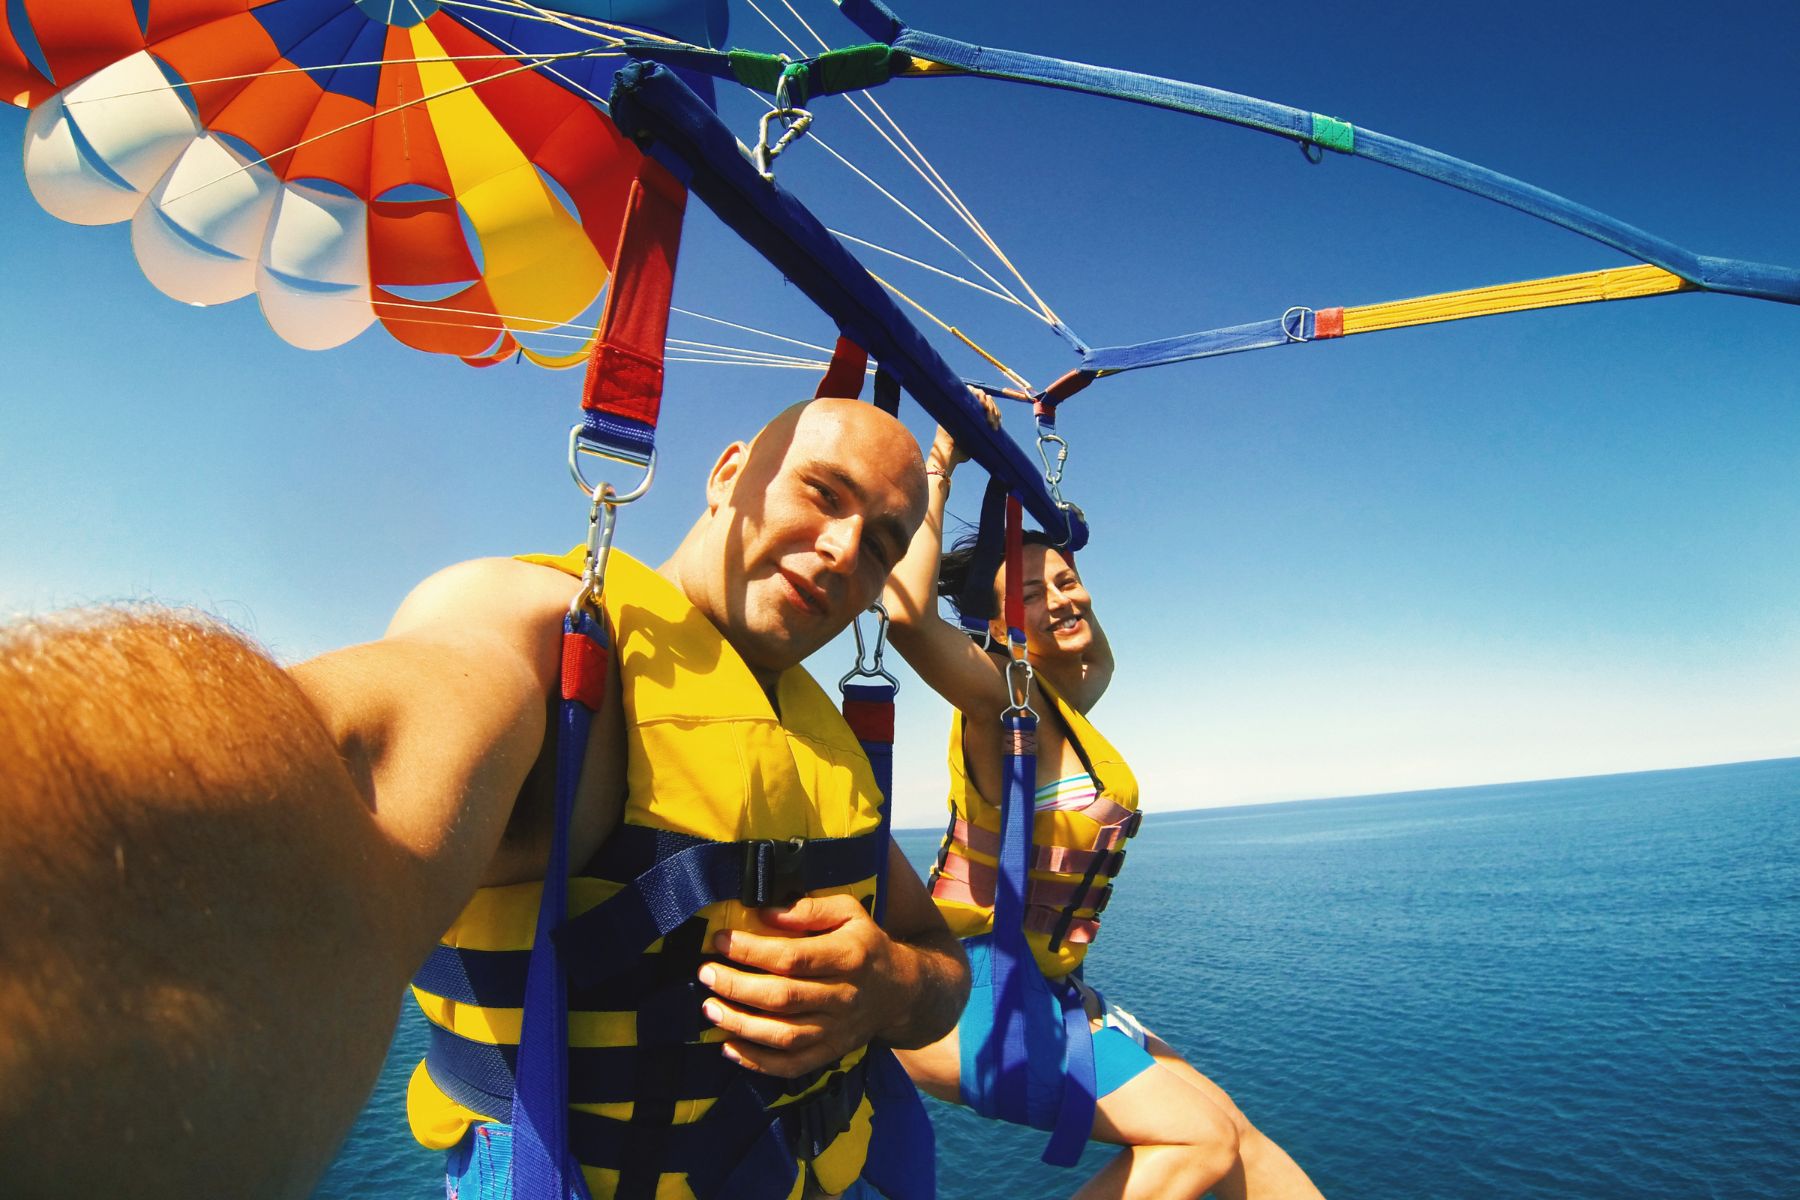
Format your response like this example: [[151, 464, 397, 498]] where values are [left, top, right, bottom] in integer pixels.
[[814, 336, 868, 400], [561, 627, 610, 710], [1314, 307, 1346, 339], [1003, 494, 1025, 643], [841, 697, 895, 742], [1040, 369, 1095, 407], [581, 157, 688, 430]]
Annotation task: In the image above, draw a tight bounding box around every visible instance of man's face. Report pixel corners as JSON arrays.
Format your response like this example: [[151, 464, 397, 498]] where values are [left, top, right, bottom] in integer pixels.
[[695, 400, 926, 679]]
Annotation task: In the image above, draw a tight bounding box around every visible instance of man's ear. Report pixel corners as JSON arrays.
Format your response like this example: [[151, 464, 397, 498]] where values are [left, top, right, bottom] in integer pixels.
[[705, 441, 750, 513]]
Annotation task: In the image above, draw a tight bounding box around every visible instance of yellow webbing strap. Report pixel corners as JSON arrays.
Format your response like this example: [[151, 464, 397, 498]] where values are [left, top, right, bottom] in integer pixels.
[[1337, 264, 1694, 336]]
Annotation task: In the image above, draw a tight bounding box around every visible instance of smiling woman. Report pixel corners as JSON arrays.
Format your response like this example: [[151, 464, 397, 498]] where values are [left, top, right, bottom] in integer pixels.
[[880, 423, 1329, 1198]]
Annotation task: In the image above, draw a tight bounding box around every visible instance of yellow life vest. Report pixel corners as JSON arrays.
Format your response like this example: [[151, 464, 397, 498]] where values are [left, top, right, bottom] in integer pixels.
[[407, 548, 893, 1200], [928, 678, 1141, 979]]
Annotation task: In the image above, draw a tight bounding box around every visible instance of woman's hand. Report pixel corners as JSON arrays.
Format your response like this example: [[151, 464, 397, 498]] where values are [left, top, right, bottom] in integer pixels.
[[928, 387, 1004, 474]]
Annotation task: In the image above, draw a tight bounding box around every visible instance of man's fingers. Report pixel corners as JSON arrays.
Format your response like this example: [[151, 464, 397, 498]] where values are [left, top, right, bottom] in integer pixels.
[[700, 997, 840, 1067], [717, 1037, 840, 1079], [699, 961, 841, 1015], [713, 926, 850, 978], [758, 892, 864, 932]]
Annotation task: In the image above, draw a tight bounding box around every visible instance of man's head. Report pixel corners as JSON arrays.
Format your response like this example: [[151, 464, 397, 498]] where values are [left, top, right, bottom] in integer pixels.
[[673, 398, 927, 683]]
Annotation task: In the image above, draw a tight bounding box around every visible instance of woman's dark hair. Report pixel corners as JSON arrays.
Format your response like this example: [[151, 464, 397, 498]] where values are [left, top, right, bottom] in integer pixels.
[[938, 526, 1065, 620]]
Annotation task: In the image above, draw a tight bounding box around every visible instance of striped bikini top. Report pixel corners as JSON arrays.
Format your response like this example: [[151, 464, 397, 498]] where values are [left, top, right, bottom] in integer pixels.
[[1034, 771, 1101, 813]]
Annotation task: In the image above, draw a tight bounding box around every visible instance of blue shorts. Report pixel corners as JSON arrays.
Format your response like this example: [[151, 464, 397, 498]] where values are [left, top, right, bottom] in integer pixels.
[[956, 934, 1157, 1130], [442, 1124, 589, 1200]]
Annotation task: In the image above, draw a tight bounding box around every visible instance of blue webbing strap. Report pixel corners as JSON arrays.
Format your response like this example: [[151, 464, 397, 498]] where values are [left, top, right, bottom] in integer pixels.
[[510, 610, 608, 1200], [1045, 977, 1098, 1166], [841, 679, 898, 925], [1081, 312, 1308, 374], [606, 60, 1087, 550], [955, 477, 1011, 628], [555, 827, 885, 988], [885, 30, 1798, 307], [991, 711, 1037, 1127]]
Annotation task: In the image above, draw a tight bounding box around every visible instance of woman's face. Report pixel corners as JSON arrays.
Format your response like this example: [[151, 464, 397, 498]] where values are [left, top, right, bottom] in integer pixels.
[[995, 544, 1097, 660]]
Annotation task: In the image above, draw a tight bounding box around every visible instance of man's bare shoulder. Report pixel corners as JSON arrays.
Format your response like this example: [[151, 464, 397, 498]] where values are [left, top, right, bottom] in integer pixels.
[[385, 555, 581, 644]]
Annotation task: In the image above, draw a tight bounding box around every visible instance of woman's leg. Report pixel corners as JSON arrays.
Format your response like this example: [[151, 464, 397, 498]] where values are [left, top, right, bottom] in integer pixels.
[[1135, 1033, 1325, 1200], [1076, 1053, 1243, 1200]]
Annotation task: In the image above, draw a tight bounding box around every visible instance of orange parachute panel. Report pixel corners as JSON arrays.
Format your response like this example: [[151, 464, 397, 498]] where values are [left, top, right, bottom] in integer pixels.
[[374, 280, 506, 356], [0, 8, 56, 108], [18, 0, 145, 90], [285, 87, 376, 194], [369, 195, 480, 286], [150, 12, 284, 125], [369, 25, 452, 200]]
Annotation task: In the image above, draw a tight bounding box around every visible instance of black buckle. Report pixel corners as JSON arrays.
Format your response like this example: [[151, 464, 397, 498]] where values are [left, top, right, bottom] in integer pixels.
[[1121, 809, 1144, 839], [742, 837, 809, 906], [1090, 884, 1112, 915], [1108, 848, 1127, 876]]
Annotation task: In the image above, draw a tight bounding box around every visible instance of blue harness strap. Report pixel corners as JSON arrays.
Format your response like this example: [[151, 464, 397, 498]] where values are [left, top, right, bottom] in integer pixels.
[[509, 610, 610, 1200], [982, 495, 1098, 1166], [841, 678, 898, 925], [553, 825, 886, 989]]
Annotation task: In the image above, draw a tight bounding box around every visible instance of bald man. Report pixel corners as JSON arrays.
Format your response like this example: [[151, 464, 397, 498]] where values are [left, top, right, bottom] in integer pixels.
[[1, 399, 966, 1200]]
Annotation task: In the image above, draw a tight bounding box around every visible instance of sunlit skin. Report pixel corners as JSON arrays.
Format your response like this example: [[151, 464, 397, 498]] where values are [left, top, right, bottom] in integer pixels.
[[0, 398, 965, 1200], [666, 398, 927, 688], [882, 403, 1326, 1200]]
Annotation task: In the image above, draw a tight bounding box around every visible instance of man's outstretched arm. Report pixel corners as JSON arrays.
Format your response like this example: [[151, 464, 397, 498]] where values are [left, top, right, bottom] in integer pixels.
[[0, 568, 563, 1200]]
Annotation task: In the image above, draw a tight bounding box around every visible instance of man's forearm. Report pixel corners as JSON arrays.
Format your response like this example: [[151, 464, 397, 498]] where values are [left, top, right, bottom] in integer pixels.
[[876, 924, 971, 1050], [0, 608, 421, 1200]]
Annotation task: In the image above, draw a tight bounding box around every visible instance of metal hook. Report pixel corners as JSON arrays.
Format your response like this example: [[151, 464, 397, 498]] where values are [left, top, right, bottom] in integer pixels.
[[756, 106, 814, 180], [838, 601, 900, 690], [1003, 655, 1037, 719], [570, 484, 620, 619], [566, 424, 656, 619]]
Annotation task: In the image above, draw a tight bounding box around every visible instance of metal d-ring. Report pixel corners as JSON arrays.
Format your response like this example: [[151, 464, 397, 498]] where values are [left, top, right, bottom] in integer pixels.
[[1282, 306, 1315, 343], [566, 424, 656, 619], [568, 424, 656, 504]]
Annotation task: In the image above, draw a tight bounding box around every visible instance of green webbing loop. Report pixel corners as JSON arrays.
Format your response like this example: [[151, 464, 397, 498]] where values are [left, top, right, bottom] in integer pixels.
[[1309, 113, 1356, 154], [729, 49, 787, 95], [726, 43, 901, 103], [812, 43, 901, 97]]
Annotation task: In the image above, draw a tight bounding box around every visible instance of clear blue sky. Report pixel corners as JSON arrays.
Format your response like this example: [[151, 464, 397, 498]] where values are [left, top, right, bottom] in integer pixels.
[[1, 0, 1795, 825]]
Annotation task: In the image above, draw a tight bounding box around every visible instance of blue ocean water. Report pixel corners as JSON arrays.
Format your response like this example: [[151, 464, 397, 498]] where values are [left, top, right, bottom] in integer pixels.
[[315, 757, 1800, 1199]]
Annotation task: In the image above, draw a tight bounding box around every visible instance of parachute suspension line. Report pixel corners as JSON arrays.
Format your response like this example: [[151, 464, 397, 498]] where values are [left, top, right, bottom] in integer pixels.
[[746, 95, 1040, 318], [56, 50, 618, 108], [757, 0, 1065, 330], [342, 295, 831, 371], [448, 0, 682, 46], [150, 52, 587, 209], [441, 10, 624, 111], [668, 306, 840, 355], [828, 228, 1037, 309], [847, 86, 1064, 326], [738, 2, 1049, 324], [868, 270, 1036, 394]]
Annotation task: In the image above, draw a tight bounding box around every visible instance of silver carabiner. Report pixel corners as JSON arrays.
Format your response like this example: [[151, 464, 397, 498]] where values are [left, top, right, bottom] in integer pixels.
[[1035, 426, 1069, 492], [571, 484, 619, 619], [566, 424, 656, 619], [838, 601, 900, 691], [755, 106, 815, 180], [1003, 654, 1037, 719]]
